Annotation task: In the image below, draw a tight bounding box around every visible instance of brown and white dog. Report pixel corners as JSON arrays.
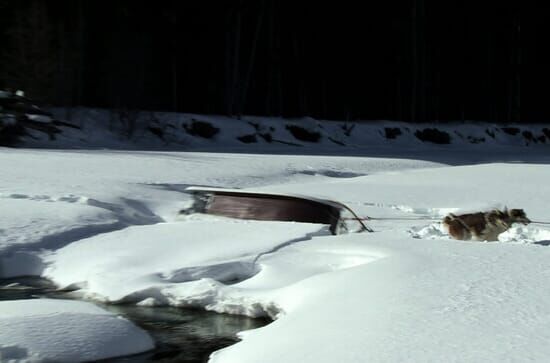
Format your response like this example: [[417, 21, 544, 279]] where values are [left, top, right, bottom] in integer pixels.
[[442, 208, 531, 241]]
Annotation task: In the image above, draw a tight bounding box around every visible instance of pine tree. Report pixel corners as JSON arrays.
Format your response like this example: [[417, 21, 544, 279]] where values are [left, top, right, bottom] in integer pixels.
[[0, 1, 57, 103]]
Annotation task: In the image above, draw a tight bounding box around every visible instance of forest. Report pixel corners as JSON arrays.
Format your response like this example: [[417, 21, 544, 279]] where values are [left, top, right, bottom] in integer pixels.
[[0, 0, 540, 123]]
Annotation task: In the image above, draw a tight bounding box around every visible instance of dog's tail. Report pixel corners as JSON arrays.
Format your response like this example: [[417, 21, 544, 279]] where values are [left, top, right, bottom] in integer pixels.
[[443, 213, 457, 224]]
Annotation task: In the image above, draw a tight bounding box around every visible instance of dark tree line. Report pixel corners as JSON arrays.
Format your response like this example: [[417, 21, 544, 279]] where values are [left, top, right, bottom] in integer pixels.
[[0, 0, 539, 123]]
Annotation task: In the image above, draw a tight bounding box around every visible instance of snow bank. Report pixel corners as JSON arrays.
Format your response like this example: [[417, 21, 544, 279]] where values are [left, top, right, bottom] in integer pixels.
[[0, 299, 154, 362], [43, 219, 326, 309], [0, 197, 119, 277], [20, 107, 550, 152]]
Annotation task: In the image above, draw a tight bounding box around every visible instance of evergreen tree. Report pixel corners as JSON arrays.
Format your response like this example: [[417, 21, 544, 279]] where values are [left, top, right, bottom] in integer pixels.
[[0, 1, 57, 103]]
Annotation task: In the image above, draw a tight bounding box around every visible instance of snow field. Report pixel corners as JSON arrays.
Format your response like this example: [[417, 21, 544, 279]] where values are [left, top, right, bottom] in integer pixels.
[[2, 148, 550, 362]]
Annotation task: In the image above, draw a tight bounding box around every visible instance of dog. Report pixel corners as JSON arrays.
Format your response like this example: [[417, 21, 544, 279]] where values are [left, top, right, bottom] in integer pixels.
[[442, 208, 531, 241]]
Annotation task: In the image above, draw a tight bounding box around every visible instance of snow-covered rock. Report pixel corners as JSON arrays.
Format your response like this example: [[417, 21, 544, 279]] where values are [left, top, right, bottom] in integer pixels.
[[0, 299, 154, 362]]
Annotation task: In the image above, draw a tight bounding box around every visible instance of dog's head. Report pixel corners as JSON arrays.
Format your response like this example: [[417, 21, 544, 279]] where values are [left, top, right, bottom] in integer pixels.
[[506, 208, 531, 225]]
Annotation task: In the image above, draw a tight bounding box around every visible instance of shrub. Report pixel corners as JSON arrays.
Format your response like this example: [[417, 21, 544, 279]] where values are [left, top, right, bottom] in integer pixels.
[[183, 120, 219, 139], [501, 127, 520, 136], [468, 136, 485, 144], [328, 137, 345, 146], [115, 109, 140, 139], [247, 121, 260, 131], [259, 133, 272, 143], [51, 120, 81, 129], [385, 127, 402, 139], [237, 134, 257, 143], [245, 121, 273, 143], [285, 125, 321, 142], [522, 130, 534, 143], [148, 126, 164, 140], [341, 123, 355, 136], [414, 128, 451, 144], [0, 122, 26, 146]]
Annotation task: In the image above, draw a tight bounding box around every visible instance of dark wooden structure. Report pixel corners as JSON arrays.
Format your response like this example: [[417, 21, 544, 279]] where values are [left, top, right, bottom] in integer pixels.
[[182, 187, 371, 235]]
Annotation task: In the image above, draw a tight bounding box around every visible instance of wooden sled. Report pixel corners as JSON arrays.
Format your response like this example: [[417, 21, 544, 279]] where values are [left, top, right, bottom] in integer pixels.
[[181, 186, 372, 235]]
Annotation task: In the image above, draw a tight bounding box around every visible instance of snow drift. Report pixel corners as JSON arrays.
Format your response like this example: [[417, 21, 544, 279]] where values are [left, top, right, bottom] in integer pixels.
[[0, 299, 154, 362]]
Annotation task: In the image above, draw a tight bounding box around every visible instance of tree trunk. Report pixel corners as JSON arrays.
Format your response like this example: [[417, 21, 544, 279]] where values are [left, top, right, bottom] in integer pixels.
[[76, 0, 85, 108], [240, 1, 265, 118], [411, 0, 426, 122], [171, 9, 178, 112], [231, 11, 241, 118], [225, 15, 233, 116], [265, 4, 274, 116], [514, 15, 521, 123]]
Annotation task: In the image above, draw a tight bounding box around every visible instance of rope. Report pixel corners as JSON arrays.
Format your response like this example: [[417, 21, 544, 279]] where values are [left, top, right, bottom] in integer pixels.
[[344, 217, 550, 225], [339, 207, 374, 232], [342, 216, 439, 222]]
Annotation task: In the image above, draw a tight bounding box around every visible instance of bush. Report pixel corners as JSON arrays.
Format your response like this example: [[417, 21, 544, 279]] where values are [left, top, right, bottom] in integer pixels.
[[115, 109, 140, 139], [328, 137, 345, 146], [51, 120, 81, 129], [385, 127, 402, 139], [522, 130, 534, 143], [183, 120, 220, 139], [285, 125, 321, 143], [501, 127, 520, 136], [148, 126, 164, 140], [244, 121, 273, 143], [414, 128, 451, 144], [247, 121, 260, 131], [0, 122, 26, 146], [259, 133, 272, 143], [468, 136, 485, 144], [341, 123, 355, 136], [237, 134, 257, 143]]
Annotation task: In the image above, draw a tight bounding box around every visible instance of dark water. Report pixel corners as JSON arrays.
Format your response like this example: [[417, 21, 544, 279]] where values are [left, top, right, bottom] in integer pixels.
[[0, 277, 270, 363]]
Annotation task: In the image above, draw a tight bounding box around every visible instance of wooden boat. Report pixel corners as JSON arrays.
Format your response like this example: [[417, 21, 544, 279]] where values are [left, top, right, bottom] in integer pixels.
[[181, 186, 371, 235]]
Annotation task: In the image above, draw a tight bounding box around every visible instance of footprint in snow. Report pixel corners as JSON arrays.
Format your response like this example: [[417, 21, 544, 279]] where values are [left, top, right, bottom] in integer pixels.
[[408, 223, 448, 240]]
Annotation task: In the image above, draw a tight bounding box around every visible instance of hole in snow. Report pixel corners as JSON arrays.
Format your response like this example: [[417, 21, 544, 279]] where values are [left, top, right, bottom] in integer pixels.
[[160, 261, 259, 285], [409, 223, 448, 239], [291, 169, 366, 178], [498, 226, 550, 245]]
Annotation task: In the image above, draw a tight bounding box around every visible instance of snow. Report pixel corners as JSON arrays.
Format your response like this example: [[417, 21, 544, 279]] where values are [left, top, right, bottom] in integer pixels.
[[0, 299, 154, 362], [15, 107, 550, 152], [2, 133, 550, 362], [42, 220, 325, 303], [212, 234, 550, 363]]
